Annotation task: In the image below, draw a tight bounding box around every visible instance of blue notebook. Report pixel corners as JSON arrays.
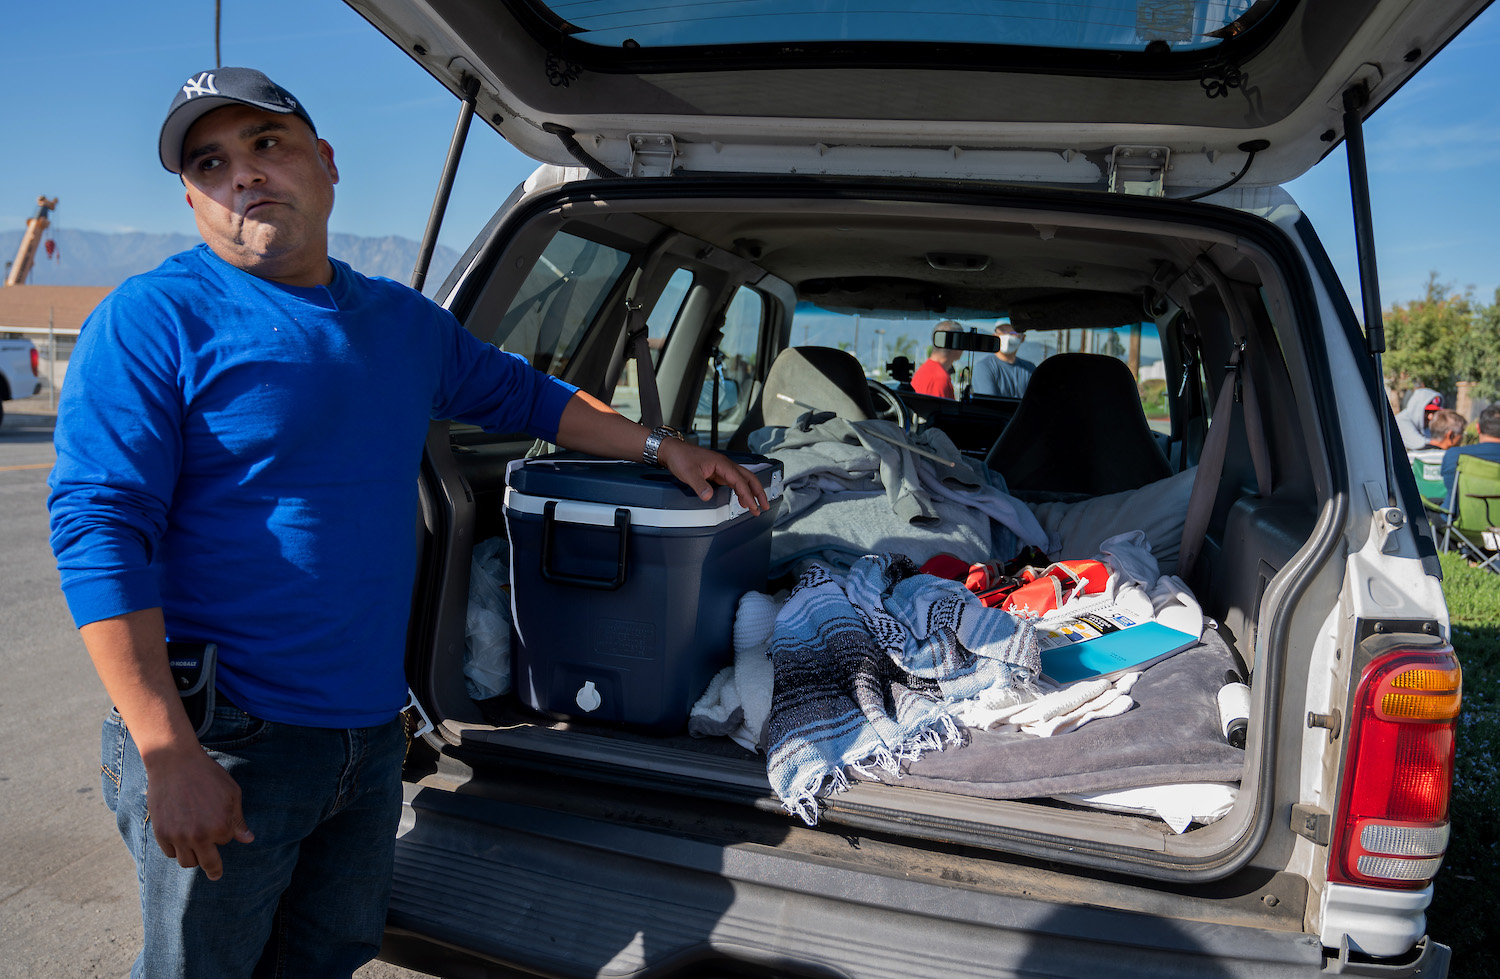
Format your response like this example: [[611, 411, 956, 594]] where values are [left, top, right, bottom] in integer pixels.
[[1039, 620, 1200, 684]]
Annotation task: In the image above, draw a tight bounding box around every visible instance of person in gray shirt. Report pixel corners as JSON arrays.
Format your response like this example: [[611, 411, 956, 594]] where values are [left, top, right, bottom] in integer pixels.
[[972, 319, 1035, 398]]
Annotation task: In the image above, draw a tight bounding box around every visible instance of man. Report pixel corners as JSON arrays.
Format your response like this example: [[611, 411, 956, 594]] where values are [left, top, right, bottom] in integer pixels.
[[1422, 408, 1467, 452], [1442, 403, 1500, 510], [1395, 387, 1445, 451], [971, 317, 1035, 398], [47, 68, 767, 979], [912, 320, 961, 398]]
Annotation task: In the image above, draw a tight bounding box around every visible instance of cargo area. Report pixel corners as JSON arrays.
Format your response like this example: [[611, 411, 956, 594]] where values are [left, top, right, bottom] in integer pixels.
[[405, 180, 1342, 879]]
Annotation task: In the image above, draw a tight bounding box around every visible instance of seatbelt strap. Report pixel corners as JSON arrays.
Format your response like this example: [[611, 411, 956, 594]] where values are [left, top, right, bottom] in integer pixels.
[[626, 300, 663, 430], [1176, 269, 1272, 582], [710, 346, 724, 448], [1178, 341, 1243, 581]]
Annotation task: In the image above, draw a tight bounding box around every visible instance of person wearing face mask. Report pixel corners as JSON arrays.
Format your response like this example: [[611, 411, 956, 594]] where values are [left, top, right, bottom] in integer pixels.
[[972, 318, 1035, 399]]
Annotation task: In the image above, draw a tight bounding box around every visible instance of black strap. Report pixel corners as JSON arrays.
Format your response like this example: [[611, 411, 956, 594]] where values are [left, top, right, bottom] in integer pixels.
[[626, 301, 663, 430]]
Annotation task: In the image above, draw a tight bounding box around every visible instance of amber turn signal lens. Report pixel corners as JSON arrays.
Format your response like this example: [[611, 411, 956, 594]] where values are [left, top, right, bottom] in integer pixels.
[[1378, 666, 1461, 721]]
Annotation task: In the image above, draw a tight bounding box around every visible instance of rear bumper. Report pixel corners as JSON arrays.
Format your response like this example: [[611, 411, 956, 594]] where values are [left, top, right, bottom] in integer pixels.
[[385, 780, 1354, 979]]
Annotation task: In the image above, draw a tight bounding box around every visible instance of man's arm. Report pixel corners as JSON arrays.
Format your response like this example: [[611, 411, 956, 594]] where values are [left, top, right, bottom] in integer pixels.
[[554, 390, 770, 514], [79, 608, 253, 881]]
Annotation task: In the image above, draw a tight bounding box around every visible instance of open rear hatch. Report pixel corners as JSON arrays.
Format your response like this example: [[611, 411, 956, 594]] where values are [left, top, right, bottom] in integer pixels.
[[345, 0, 1487, 188]]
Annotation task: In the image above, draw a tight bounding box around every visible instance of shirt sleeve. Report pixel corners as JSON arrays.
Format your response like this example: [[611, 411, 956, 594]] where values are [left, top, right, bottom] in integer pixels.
[[429, 309, 579, 443], [47, 287, 184, 628]]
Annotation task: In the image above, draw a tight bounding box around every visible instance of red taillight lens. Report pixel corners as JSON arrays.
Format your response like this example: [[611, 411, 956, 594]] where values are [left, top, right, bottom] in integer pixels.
[[1329, 646, 1461, 889], [30, 347, 39, 376]]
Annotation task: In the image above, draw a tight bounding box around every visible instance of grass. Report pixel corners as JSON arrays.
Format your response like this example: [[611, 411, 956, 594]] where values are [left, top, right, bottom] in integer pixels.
[[1428, 551, 1500, 976]]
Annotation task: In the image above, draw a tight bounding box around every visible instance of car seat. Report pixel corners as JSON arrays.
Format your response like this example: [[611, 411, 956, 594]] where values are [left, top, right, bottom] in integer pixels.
[[728, 346, 876, 451], [984, 352, 1172, 499]]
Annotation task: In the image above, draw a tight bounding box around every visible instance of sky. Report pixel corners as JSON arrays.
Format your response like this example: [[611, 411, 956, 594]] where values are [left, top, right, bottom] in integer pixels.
[[3, 0, 1500, 311]]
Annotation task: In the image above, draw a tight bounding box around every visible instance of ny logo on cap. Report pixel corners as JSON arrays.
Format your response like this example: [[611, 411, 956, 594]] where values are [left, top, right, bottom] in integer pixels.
[[183, 72, 219, 99]]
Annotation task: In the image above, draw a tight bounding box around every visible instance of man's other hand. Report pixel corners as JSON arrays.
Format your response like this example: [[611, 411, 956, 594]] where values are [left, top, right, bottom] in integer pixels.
[[145, 745, 256, 881]]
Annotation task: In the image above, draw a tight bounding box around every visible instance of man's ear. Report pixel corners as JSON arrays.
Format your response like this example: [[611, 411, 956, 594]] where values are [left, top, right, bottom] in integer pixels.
[[184, 191, 194, 210], [318, 139, 339, 185]]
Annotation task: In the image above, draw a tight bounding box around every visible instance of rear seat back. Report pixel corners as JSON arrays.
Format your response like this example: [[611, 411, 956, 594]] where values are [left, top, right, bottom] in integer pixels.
[[985, 353, 1172, 500]]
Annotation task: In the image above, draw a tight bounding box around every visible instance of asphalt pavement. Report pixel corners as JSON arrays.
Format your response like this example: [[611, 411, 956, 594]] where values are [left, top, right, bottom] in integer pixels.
[[0, 403, 435, 978]]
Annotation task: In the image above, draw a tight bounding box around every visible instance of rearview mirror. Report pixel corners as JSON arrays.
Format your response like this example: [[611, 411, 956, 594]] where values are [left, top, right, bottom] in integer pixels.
[[932, 328, 1001, 353]]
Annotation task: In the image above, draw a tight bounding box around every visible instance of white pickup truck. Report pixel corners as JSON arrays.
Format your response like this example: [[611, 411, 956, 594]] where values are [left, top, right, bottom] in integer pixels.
[[0, 338, 42, 423]]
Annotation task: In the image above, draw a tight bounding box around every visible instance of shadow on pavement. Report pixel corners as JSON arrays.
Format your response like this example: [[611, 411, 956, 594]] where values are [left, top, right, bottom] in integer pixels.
[[2, 407, 58, 444]]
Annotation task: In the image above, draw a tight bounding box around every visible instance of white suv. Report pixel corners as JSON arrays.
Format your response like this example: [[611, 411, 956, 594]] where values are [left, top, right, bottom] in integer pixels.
[[347, 0, 1475, 975]]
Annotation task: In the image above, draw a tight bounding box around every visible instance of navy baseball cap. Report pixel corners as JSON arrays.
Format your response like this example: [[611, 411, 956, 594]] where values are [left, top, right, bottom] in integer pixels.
[[159, 67, 316, 173]]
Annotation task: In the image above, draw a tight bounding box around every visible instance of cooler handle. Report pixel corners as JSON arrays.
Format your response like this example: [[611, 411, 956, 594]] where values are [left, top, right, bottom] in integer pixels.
[[540, 500, 631, 591]]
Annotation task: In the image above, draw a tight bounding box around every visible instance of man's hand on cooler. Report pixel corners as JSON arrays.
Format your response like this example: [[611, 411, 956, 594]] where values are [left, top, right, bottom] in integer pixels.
[[653, 436, 770, 515]]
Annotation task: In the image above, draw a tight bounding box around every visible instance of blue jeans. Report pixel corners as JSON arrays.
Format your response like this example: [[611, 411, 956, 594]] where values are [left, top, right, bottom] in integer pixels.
[[101, 700, 406, 979]]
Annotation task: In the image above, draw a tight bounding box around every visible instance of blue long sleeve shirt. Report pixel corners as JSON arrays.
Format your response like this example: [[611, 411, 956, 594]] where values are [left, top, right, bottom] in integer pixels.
[[49, 244, 577, 727]]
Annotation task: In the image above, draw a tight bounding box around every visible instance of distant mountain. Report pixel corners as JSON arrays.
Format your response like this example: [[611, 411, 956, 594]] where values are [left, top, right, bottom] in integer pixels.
[[0, 228, 460, 296]]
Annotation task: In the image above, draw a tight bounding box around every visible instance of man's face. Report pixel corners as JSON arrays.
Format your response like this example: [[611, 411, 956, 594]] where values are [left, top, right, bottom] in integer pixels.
[[179, 104, 338, 284], [994, 323, 1022, 356]]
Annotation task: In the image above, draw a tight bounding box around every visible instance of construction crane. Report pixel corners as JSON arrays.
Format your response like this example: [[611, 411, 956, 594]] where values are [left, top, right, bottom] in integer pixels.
[[4, 196, 59, 287]]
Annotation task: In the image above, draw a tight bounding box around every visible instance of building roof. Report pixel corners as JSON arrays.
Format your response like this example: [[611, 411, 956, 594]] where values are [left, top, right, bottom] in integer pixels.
[[0, 285, 111, 334]]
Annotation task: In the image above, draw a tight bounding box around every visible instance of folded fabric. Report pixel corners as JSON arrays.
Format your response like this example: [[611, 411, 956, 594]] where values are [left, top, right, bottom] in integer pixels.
[[1054, 781, 1240, 834], [689, 590, 786, 751], [1030, 467, 1196, 574], [955, 671, 1140, 736], [763, 554, 1040, 825], [750, 416, 1049, 576], [880, 632, 1247, 801]]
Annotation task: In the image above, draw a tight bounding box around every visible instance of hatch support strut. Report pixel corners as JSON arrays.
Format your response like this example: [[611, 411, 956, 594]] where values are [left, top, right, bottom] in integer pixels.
[[1342, 83, 1399, 505], [411, 75, 480, 294]]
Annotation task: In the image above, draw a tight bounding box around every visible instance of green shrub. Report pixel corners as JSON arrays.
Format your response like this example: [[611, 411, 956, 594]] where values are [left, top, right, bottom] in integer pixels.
[[1138, 377, 1167, 416]]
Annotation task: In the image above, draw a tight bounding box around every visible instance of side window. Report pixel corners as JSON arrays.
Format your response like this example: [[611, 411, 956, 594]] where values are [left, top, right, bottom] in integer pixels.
[[486, 232, 631, 377], [646, 269, 693, 366], [693, 287, 763, 445]]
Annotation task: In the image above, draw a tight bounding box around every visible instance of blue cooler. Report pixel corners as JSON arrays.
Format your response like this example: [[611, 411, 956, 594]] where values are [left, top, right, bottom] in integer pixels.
[[503, 454, 783, 733]]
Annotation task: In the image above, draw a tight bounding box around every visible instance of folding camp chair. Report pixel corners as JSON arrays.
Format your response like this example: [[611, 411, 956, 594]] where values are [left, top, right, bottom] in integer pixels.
[[1447, 454, 1500, 573], [1410, 450, 1447, 502]]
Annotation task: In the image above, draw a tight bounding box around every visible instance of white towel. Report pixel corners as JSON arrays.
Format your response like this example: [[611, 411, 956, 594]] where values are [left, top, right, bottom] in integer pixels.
[[689, 590, 786, 751]]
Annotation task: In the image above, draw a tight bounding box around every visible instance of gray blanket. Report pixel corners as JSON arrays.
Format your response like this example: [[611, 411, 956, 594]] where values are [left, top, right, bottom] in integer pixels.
[[878, 629, 1247, 798], [749, 415, 1050, 575]]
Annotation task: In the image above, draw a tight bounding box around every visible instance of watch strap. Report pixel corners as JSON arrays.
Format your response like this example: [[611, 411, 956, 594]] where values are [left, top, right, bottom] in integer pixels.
[[642, 425, 683, 467]]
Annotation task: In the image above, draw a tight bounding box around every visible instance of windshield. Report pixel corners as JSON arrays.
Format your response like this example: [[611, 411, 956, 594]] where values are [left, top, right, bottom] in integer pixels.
[[541, 0, 1269, 51], [792, 303, 1169, 431]]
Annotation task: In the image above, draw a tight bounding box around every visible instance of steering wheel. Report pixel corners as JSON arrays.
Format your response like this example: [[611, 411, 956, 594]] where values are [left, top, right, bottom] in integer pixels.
[[867, 380, 912, 434]]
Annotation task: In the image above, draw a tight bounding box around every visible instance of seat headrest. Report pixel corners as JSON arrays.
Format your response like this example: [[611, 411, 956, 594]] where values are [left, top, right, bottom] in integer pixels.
[[760, 346, 876, 427]]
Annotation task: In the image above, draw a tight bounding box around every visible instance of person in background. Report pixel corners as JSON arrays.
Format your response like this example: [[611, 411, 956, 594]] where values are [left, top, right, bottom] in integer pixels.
[[1422, 409, 1467, 452], [1395, 387, 1445, 451], [972, 318, 1035, 399], [47, 67, 767, 979], [912, 320, 961, 399], [1441, 404, 1500, 511]]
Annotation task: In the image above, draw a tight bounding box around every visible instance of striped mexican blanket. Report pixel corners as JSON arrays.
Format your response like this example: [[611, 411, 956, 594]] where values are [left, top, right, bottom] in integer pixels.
[[764, 553, 1040, 824]]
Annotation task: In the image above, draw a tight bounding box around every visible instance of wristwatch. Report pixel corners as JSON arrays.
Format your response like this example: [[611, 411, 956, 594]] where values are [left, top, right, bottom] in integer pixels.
[[642, 425, 684, 467]]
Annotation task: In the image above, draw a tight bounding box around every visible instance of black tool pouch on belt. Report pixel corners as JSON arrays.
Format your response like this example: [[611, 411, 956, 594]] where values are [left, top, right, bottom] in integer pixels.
[[167, 641, 218, 739]]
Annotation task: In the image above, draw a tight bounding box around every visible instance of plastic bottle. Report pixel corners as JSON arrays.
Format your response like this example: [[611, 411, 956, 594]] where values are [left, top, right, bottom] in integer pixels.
[[1217, 672, 1251, 749]]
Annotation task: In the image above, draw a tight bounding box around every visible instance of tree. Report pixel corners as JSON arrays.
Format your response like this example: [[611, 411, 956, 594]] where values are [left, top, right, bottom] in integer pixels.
[[1382, 273, 1478, 405], [1456, 289, 1500, 401]]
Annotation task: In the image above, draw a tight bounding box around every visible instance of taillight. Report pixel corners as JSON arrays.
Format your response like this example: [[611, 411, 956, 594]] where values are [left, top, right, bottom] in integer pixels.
[[30, 347, 39, 377], [1329, 645, 1461, 889]]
